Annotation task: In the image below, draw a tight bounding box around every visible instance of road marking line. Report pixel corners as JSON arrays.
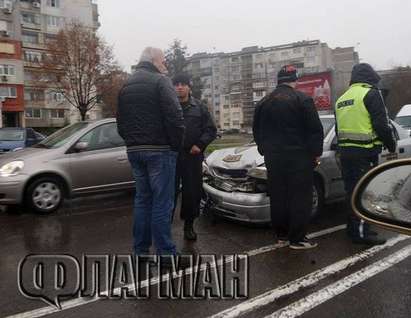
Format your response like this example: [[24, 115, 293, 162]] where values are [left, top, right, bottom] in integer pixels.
[[209, 235, 408, 318], [266, 243, 411, 318], [6, 224, 346, 318]]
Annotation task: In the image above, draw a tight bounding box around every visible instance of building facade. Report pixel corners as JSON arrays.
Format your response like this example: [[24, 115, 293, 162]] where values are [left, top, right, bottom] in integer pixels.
[[186, 40, 359, 131], [0, 0, 100, 129]]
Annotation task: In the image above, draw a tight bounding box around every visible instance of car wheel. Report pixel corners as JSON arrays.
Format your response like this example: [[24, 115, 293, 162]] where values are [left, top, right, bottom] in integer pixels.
[[311, 178, 324, 218], [26, 177, 64, 214]]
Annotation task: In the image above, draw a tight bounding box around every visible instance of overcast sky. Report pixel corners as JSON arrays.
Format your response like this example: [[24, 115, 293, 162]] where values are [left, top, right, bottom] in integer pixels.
[[97, 0, 411, 72]]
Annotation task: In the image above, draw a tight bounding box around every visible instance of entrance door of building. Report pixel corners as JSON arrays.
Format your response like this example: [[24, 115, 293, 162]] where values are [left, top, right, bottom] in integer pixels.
[[3, 112, 19, 127]]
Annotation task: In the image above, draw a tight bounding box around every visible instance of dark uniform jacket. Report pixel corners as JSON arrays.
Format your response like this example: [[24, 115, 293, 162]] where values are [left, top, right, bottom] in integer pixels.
[[181, 97, 217, 152], [117, 62, 185, 152], [253, 84, 324, 158]]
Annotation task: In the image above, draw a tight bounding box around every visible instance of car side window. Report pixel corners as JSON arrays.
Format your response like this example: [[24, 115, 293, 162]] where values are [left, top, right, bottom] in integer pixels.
[[77, 123, 125, 152]]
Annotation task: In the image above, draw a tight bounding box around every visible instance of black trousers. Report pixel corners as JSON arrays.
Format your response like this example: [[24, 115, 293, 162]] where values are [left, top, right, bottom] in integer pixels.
[[265, 152, 314, 243], [175, 152, 204, 222], [340, 152, 379, 238]]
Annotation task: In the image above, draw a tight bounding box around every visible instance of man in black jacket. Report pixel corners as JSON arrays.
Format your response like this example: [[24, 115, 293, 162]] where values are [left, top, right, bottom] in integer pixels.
[[172, 73, 217, 241], [253, 65, 324, 250], [117, 47, 185, 257], [335, 63, 397, 245]]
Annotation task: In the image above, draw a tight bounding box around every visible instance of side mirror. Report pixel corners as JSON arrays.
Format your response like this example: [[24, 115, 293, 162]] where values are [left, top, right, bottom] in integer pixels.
[[352, 159, 411, 235], [74, 142, 89, 152]]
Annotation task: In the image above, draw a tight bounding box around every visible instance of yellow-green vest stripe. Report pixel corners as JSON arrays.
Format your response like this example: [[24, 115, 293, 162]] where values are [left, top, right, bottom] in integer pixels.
[[335, 83, 382, 148]]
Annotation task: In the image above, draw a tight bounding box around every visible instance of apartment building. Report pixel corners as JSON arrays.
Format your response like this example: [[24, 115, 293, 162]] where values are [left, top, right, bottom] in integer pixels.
[[186, 40, 358, 130], [0, 0, 100, 129]]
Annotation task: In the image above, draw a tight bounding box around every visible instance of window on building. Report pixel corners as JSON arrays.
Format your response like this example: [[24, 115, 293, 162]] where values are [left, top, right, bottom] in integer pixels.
[[306, 56, 316, 64], [0, 86, 16, 97], [46, 15, 62, 27], [44, 33, 57, 44], [0, 20, 7, 32], [22, 31, 39, 44], [48, 91, 64, 102], [0, 64, 14, 76], [281, 51, 289, 57], [24, 89, 45, 101], [25, 108, 42, 119], [255, 91, 265, 97], [306, 46, 316, 52], [47, 0, 60, 8], [24, 50, 43, 63], [21, 12, 41, 25], [0, 0, 13, 10], [293, 48, 302, 54], [50, 109, 65, 119]]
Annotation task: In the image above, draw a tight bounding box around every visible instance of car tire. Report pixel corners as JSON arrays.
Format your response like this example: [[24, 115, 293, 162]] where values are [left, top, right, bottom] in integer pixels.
[[311, 177, 324, 219], [25, 177, 64, 214]]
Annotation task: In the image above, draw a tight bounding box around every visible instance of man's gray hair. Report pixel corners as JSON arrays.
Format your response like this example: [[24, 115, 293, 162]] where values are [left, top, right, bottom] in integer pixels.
[[139, 47, 163, 63]]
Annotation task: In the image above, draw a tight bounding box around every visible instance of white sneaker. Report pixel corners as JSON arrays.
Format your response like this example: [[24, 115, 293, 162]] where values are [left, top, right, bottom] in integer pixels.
[[289, 239, 318, 250]]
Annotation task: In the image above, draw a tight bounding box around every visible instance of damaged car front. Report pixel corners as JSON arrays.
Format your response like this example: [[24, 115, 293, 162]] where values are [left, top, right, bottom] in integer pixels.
[[203, 144, 272, 223]]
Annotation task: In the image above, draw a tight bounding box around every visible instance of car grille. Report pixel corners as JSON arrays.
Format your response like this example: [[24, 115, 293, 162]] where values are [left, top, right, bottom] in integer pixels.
[[212, 168, 248, 179]]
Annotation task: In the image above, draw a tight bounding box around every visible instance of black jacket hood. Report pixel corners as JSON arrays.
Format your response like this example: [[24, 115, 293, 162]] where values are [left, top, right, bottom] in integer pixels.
[[350, 63, 381, 86]]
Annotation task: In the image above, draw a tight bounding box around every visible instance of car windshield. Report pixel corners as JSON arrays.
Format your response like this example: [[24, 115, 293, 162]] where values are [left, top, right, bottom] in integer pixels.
[[34, 122, 90, 149], [395, 116, 411, 128], [320, 117, 335, 136], [0, 130, 24, 141]]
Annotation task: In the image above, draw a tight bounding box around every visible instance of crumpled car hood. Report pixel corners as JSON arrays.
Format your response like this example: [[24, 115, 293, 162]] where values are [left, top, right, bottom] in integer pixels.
[[206, 143, 264, 171]]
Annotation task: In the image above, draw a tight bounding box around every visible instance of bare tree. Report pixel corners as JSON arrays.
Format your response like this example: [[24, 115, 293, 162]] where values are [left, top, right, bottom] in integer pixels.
[[42, 22, 117, 121], [98, 69, 129, 118]]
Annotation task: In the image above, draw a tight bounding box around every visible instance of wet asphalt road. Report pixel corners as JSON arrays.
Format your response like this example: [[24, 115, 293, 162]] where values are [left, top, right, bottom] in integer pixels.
[[1, 192, 410, 318]]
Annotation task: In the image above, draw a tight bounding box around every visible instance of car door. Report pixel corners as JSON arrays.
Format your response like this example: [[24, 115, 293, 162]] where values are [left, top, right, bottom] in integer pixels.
[[318, 129, 345, 200], [69, 123, 133, 194], [379, 123, 402, 163]]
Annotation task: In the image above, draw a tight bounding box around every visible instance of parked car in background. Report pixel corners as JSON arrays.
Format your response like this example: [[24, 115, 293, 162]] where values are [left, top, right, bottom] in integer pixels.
[[0, 119, 134, 214], [0, 128, 45, 154], [394, 104, 411, 136], [202, 115, 411, 224]]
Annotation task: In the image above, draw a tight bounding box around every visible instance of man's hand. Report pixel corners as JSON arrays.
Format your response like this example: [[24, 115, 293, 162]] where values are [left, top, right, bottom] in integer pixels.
[[190, 145, 201, 155]]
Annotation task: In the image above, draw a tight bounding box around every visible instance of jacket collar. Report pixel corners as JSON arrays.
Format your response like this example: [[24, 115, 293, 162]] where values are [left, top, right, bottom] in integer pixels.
[[188, 97, 199, 107], [135, 61, 161, 74], [181, 96, 199, 108]]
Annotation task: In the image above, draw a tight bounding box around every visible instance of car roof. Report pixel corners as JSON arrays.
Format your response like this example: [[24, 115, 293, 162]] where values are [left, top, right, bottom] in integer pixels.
[[396, 105, 411, 117]]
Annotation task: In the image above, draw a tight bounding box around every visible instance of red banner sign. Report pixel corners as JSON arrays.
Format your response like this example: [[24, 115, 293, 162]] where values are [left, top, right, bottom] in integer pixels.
[[296, 72, 332, 110]]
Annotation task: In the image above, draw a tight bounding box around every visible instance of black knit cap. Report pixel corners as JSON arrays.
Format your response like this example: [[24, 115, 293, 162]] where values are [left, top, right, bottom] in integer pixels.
[[277, 65, 298, 84], [172, 73, 192, 87]]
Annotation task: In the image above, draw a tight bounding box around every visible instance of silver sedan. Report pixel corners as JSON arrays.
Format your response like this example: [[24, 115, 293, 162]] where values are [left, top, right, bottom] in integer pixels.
[[202, 115, 411, 224], [0, 119, 134, 213]]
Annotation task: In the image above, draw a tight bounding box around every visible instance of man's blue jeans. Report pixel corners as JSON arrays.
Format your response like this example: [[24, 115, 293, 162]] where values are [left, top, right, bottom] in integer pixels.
[[127, 150, 177, 255]]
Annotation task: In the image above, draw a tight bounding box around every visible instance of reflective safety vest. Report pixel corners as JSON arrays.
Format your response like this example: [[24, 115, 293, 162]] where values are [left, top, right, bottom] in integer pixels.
[[335, 83, 382, 148]]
